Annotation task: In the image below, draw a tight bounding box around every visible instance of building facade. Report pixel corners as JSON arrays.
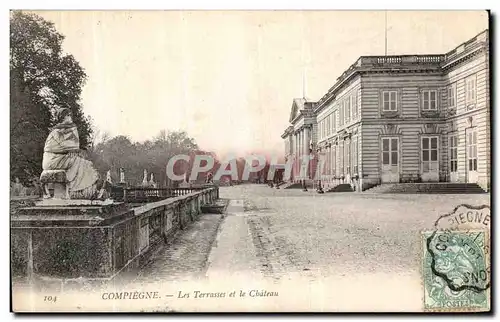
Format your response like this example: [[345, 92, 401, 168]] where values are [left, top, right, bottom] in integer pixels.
[[281, 30, 490, 192]]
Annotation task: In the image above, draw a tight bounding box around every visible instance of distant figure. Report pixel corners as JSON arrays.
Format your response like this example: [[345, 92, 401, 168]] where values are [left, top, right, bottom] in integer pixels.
[[206, 172, 213, 184], [11, 177, 25, 196]]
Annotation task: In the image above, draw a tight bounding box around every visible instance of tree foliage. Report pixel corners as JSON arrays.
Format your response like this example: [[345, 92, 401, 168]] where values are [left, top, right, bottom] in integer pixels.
[[10, 11, 92, 182], [90, 130, 208, 187]]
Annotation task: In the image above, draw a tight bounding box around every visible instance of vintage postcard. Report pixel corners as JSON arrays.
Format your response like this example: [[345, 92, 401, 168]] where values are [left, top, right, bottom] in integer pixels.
[[9, 10, 491, 313]]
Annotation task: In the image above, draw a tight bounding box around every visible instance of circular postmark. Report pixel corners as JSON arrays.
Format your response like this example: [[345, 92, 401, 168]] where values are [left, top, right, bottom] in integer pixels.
[[423, 204, 490, 311], [426, 229, 489, 292]]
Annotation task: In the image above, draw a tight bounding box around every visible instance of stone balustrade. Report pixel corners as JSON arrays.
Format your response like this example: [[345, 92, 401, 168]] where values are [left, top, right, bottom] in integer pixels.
[[319, 54, 448, 107], [10, 186, 219, 286]]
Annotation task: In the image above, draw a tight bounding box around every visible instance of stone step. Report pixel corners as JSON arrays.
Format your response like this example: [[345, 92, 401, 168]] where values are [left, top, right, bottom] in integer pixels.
[[326, 183, 354, 193], [364, 183, 487, 194], [281, 182, 313, 189]]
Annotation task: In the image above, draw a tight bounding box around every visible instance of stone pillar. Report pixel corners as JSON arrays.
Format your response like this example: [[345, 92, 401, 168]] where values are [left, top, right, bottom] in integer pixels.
[[297, 131, 301, 167], [293, 133, 299, 181], [303, 127, 310, 191], [298, 130, 302, 183]]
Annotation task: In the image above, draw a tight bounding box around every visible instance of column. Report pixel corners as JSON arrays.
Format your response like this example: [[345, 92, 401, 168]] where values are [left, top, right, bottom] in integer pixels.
[[293, 132, 299, 181], [298, 129, 302, 182], [298, 130, 302, 174], [327, 145, 331, 177], [304, 127, 310, 191]]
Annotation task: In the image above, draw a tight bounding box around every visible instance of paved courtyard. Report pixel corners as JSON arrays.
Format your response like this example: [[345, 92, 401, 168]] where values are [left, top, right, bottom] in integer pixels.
[[216, 185, 490, 277], [129, 184, 490, 312]]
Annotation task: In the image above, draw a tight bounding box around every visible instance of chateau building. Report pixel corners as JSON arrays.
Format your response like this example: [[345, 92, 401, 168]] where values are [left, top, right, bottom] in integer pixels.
[[281, 30, 490, 192]]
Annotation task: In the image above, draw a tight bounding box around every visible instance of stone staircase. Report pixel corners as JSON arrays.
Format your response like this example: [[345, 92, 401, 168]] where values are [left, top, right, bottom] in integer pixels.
[[325, 183, 354, 193], [364, 183, 487, 194], [280, 182, 303, 189], [281, 180, 314, 189]]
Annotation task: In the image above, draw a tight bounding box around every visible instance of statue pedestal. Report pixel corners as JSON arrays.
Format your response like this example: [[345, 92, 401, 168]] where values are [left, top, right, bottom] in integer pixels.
[[10, 201, 143, 289], [40, 170, 68, 199]]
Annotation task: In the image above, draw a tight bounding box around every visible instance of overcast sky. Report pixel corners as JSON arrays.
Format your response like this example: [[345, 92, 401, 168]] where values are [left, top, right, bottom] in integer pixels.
[[33, 10, 488, 156]]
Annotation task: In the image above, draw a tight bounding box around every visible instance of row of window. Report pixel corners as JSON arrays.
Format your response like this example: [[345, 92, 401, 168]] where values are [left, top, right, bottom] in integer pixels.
[[449, 133, 477, 172], [381, 135, 477, 172], [382, 74, 477, 113], [320, 137, 359, 176], [382, 89, 443, 112], [318, 90, 360, 140], [314, 133, 478, 180], [378, 135, 476, 175], [315, 75, 478, 141]]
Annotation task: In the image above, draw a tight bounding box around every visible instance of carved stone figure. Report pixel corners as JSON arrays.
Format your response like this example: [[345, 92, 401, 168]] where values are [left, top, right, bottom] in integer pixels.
[[119, 168, 125, 183], [106, 170, 113, 184], [149, 173, 157, 188], [142, 169, 149, 187], [39, 108, 103, 199]]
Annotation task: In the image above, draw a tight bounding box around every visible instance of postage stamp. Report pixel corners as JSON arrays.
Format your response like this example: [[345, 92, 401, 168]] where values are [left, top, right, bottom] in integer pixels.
[[421, 204, 491, 312]]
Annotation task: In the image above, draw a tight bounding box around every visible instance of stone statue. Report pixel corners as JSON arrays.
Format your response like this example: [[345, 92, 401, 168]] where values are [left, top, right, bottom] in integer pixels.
[[142, 169, 148, 187], [119, 168, 125, 183], [149, 173, 157, 188], [40, 108, 105, 200], [106, 170, 113, 184]]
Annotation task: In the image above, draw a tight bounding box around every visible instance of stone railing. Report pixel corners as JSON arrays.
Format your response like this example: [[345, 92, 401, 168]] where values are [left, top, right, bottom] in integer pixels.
[[445, 30, 488, 62], [10, 186, 220, 286], [111, 186, 213, 203], [358, 55, 445, 66], [317, 54, 447, 108]]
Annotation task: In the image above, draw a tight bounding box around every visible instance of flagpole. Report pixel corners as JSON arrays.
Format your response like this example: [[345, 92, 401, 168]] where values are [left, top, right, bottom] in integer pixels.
[[385, 10, 388, 56], [302, 68, 306, 99]]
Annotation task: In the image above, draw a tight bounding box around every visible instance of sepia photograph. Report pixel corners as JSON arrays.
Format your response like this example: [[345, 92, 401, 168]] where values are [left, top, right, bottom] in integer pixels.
[[8, 9, 491, 313]]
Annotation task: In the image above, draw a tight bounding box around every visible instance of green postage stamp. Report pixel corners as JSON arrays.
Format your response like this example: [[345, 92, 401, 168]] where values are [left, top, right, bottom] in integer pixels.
[[422, 204, 491, 312], [421, 204, 491, 312]]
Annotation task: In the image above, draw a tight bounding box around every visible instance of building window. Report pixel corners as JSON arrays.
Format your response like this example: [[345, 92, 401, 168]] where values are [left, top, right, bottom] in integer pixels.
[[355, 88, 361, 116], [351, 94, 358, 120], [468, 131, 477, 171], [345, 99, 351, 123], [335, 110, 339, 130], [330, 113, 335, 134], [447, 84, 456, 109], [326, 115, 331, 136], [449, 135, 458, 172], [382, 138, 399, 166], [352, 137, 358, 174], [466, 75, 477, 109], [382, 91, 397, 112], [339, 105, 344, 126], [422, 137, 438, 172], [422, 90, 438, 111]]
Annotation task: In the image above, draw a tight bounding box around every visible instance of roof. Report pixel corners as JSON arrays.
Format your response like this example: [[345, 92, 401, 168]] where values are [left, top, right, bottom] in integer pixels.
[[292, 97, 312, 110]]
